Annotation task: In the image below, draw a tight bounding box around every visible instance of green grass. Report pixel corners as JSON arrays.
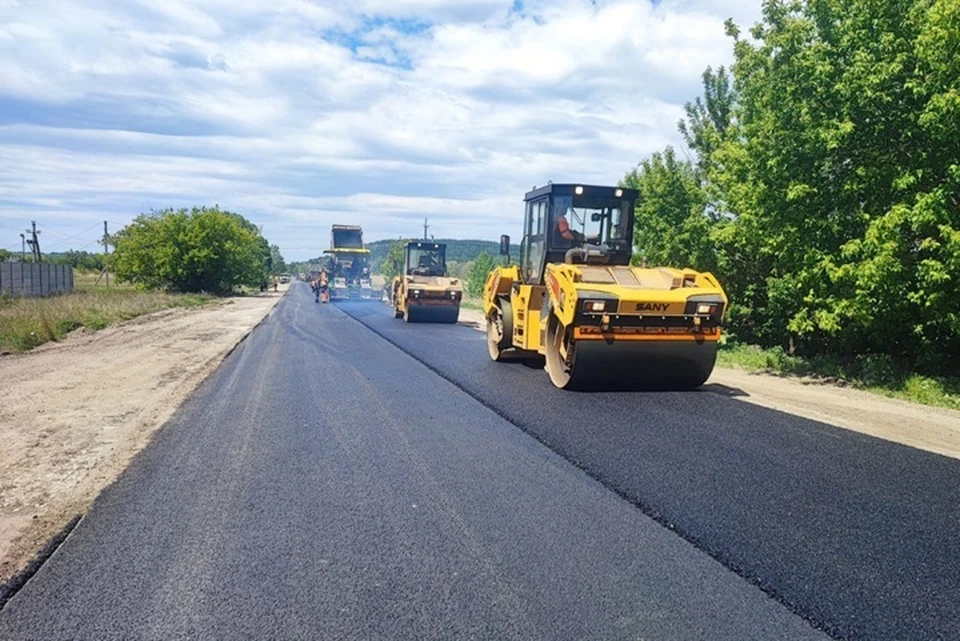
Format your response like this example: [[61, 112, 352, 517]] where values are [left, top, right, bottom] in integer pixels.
[[460, 296, 484, 312], [0, 271, 214, 353], [717, 342, 960, 411], [73, 270, 122, 292]]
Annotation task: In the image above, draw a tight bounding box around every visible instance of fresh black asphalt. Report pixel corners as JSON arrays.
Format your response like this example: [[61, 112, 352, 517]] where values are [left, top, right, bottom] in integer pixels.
[[338, 297, 960, 641], [0, 285, 829, 640]]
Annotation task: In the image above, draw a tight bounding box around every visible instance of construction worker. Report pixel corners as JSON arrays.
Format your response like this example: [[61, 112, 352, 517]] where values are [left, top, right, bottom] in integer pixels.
[[317, 269, 329, 303], [556, 210, 583, 244]]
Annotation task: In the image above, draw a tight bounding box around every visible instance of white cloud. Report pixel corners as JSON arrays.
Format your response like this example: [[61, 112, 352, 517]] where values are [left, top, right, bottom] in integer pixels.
[[0, 0, 761, 259]]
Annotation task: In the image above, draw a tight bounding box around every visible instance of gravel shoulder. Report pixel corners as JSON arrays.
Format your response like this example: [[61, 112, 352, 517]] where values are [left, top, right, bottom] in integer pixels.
[[0, 285, 287, 583], [457, 307, 960, 460]]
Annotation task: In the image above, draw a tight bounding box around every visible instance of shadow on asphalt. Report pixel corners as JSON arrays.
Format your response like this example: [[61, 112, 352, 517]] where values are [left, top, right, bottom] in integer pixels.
[[700, 382, 750, 398]]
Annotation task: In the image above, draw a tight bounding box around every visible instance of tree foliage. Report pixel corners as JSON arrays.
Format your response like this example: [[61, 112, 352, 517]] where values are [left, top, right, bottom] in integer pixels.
[[269, 244, 287, 274], [626, 0, 960, 375], [48, 250, 105, 271], [112, 206, 271, 293], [379, 238, 408, 281], [466, 251, 496, 297], [678, 65, 735, 177], [622, 147, 716, 271], [368, 238, 500, 268]]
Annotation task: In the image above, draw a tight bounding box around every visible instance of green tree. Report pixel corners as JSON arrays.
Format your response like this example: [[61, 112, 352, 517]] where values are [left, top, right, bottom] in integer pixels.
[[622, 0, 960, 375], [49, 250, 105, 271], [112, 206, 271, 293], [716, 0, 960, 368], [286, 261, 304, 276], [0, 249, 12, 262], [446, 260, 468, 280], [269, 244, 287, 274], [379, 238, 407, 281], [621, 146, 716, 271], [678, 65, 735, 176], [466, 251, 495, 297]]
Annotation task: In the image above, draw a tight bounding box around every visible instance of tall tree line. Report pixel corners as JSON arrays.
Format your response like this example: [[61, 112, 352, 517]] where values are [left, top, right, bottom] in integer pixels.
[[624, 0, 960, 375]]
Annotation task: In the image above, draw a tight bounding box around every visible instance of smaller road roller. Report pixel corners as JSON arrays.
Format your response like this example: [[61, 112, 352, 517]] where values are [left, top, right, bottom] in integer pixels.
[[392, 241, 463, 323], [483, 183, 728, 390]]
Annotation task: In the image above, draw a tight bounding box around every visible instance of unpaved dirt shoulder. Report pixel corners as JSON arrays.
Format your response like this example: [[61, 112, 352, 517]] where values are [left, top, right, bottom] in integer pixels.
[[456, 306, 960, 460], [0, 286, 287, 583]]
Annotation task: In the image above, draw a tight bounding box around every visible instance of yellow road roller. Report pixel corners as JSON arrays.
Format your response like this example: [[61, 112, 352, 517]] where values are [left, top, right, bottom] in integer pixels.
[[482, 183, 728, 390], [392, 241, 463, 323]]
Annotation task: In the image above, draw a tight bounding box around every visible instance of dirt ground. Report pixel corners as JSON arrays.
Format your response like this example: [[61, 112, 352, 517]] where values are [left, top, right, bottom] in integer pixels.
[[457, 307, 960, 460], [0, 285, 287, 584]]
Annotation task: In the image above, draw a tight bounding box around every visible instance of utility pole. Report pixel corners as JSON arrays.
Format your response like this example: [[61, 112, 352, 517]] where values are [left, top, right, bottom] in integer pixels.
[[95, 221, 111, 287], [25, 221, 41, 262], [24, 221, 41, 293], [102, 221, 110, 287], [423, 217, 429, 240], [20, 233, 25, 260]]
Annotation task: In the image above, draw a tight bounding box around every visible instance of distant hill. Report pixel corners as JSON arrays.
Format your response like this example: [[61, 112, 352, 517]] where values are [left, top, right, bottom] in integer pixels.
[[367, 238, 500, 270]]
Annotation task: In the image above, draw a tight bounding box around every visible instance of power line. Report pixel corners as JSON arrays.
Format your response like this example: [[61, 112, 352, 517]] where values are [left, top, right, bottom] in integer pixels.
[[76, 238, 103, 250], [42, 222, 103, 251], [37, 228, 72, 239]]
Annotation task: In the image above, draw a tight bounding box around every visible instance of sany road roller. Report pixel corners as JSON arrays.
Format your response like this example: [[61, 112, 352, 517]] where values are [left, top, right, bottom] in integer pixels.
[[392, 241, 463, 323], [482, 183, 728, 390]]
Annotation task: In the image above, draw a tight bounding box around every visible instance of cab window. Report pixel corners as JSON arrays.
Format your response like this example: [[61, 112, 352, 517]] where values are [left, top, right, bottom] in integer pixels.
[[524, 198, 547, 284]]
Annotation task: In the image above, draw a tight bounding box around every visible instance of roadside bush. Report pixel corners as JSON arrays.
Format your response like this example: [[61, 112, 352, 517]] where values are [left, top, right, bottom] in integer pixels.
[[112, 206, 270, 293]]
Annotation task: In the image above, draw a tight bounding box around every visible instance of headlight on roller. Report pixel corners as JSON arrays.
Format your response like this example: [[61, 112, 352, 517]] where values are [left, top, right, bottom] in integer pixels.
[[697, 303, 716, 315], [582, 299, 614, 313]]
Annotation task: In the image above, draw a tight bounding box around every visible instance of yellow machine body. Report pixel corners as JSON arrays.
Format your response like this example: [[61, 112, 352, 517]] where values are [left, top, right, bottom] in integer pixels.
[[324, 223, 378, 301], [482, 183, 728, 390], [392, 241, 462, 323]]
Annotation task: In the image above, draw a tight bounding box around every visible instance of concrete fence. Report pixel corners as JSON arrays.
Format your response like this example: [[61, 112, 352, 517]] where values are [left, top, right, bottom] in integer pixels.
[[0, 262, 74, 297]]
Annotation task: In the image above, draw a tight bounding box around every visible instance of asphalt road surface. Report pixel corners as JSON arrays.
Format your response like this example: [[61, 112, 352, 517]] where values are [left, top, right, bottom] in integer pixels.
[[338, 296, 960, 641], [0, 284, 953, 640]]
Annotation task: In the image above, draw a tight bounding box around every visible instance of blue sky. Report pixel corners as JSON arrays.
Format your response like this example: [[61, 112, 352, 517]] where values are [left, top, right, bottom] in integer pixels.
[[0, 0, 761, 260]]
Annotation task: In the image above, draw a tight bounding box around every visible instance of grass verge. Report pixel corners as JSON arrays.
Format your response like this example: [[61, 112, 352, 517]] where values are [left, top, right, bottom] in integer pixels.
[[717, 342, 960, 411], [1, 277, 214, 353], [461, 297, 483, 313]]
